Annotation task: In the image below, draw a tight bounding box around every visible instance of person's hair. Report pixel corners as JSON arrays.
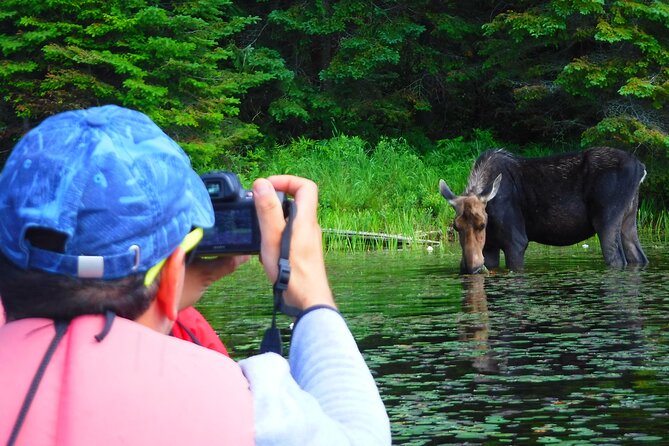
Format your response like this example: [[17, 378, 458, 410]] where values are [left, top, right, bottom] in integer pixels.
[[0, 229, 157, 322]]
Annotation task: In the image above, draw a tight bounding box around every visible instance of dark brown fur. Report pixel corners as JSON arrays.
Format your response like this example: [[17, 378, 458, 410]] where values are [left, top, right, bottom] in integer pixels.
[[440, 147, 648, 273]]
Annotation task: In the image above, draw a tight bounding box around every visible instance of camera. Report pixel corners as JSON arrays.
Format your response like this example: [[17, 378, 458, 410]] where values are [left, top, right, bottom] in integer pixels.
[[195, 171, 289, 256]]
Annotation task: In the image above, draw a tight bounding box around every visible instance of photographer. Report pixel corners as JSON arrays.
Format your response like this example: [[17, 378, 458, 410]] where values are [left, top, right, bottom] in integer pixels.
[[0, 105, 391, 445]]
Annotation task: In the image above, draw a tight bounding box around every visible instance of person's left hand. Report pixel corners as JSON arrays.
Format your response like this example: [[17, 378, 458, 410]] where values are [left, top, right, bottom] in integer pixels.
[[181, 256, 250, 310]]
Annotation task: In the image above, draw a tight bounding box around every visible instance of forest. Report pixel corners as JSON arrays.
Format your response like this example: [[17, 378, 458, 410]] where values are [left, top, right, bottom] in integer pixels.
[[1, 0, 668, 237]]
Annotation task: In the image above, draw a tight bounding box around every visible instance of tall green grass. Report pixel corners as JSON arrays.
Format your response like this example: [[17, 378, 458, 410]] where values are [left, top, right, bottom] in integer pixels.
[[237, 135, 463, 250], [638, 200, 669, 243]]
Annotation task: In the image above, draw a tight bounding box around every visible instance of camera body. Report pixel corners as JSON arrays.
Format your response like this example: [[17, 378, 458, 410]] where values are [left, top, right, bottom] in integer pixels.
[[196, 171, 287, 256]]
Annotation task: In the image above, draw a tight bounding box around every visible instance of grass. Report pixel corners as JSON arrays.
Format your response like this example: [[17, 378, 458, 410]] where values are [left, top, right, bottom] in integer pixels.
[[319, 209, 442, 251], [193, 132, 668, 251], [638, 201, 669, 243], [238, 135, 457, 250]]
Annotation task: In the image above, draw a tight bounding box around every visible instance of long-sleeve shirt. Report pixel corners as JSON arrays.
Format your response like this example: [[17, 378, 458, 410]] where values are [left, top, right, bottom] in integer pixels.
[[240, 308, 391, 445]]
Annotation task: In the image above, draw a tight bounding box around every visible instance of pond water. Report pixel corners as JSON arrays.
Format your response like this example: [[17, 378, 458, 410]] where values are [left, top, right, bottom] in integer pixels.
[[198, 238, 669, 445]]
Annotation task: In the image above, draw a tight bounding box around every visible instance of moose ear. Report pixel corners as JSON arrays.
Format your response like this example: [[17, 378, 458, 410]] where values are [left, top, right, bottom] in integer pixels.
[[480, 174, 502, 204], [439, 179, 458, 207]]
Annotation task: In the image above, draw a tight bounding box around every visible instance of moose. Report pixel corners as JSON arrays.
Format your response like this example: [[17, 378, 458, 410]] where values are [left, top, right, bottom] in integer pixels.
[[439, 147, 648, 274]]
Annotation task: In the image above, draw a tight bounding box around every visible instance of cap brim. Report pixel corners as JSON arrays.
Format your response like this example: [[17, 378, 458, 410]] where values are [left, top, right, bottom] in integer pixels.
[[181, 227, 204, 253], [143, 227, 204, 287]]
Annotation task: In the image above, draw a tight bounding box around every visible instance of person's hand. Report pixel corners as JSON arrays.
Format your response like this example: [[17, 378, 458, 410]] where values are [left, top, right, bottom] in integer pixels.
[[253, 175, 335, 311], [181, 255, 250, 310]]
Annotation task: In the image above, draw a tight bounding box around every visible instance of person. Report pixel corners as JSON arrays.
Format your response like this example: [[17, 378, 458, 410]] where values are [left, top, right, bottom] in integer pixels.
[[0, 105, 391, 445]]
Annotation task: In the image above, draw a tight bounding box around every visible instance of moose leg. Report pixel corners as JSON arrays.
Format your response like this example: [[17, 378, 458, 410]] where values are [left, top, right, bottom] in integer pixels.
[[594, 211, 626, 267], [591, 170, 631, 267], [620, 194, 648, 265], [598, 229, 626, 267], [502, 235, 528, 271], [483, 246, 500, 270]]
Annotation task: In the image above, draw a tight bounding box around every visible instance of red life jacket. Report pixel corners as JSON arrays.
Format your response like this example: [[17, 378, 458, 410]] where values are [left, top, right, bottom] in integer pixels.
[[0, 315, 254, 445], [172, 306, 229, 356]]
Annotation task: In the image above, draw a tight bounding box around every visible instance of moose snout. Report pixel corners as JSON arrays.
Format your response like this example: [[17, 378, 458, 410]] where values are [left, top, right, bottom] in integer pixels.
[[460, 244, 487, 274], [461, 263, 486, 274], [460, 257, 487, 274]]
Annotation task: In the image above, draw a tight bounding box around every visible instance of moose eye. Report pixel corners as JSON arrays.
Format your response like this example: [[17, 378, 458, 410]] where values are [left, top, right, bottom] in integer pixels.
[[478, 223, 486, 231]]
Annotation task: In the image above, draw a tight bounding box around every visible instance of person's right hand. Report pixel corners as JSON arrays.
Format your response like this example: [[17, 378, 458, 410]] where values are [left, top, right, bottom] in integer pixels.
[[253, 175, 335, 312]]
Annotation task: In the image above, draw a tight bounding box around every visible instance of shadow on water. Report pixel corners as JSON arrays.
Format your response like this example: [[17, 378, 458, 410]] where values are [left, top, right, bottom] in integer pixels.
[[199, 241, 669, 445]]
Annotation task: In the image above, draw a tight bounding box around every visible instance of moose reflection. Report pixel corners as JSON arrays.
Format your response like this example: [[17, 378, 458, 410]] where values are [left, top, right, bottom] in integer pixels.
[[460, 274, 499, 374], [440, 147, 648, 274]]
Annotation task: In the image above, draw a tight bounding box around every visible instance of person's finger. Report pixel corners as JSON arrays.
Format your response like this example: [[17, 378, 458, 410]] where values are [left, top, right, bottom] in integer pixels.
[[230, 254, 251, 270], [253, 178, 285, 279], [266, 175, 318, 219], [204, 255, 250, 278], [181, 255, 251, 310]]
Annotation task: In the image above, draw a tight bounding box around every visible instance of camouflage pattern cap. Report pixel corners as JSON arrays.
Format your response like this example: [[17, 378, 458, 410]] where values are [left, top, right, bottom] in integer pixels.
[[0, 105, 214, 279]]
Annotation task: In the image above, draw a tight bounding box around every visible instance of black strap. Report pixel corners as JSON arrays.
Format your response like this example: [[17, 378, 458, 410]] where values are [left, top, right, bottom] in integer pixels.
[[259, 312, 283, 355], [272, 203, 300, 318], [7, 320, 70, 446], [171, 319, 202, 346], [94, 310, 116, 342], [260, 200, 298, 355]]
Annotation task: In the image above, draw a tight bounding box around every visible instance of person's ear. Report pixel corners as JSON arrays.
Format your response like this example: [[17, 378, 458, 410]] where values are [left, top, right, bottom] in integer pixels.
[[154, 247, 186, 322]]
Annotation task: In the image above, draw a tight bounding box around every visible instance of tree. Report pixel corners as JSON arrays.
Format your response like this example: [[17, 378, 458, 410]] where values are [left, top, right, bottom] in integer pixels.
[[0, 0, 288, 167], [239, 0, 493, 149], [481, 0, 669, 153]]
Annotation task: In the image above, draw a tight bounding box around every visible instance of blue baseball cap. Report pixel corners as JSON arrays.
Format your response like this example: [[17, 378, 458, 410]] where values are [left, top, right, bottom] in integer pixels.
[[0, 105, 214, 280]]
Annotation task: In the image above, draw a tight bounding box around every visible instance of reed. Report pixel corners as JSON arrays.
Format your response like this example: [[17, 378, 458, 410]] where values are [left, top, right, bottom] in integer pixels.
[[319, 208, 442, 251], [638, 200, 669, 243], [243, 135, 458, 251]]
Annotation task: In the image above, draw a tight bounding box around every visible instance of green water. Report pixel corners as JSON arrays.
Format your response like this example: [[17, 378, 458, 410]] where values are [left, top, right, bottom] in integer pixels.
[[198, 240, 669, 445]]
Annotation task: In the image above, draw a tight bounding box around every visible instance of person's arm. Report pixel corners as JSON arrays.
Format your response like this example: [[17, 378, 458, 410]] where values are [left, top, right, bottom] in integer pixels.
[[239, 308, 390, 445], [239, 176, 391, 445]]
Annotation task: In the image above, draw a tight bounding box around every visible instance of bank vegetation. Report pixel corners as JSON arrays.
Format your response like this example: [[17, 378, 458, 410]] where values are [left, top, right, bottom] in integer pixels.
[[1, 1, 667, 245]]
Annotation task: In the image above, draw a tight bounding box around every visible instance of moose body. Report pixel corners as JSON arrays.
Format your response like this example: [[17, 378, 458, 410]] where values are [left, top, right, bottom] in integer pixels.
[[440, 147, 648, 273]]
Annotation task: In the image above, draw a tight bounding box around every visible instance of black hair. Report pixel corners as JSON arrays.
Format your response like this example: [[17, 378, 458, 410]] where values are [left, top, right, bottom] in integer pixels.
[[0, 229, 157, 322]]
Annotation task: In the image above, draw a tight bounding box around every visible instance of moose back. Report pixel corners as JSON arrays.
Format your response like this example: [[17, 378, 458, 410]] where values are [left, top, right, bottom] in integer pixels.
[[439, 147, 648, 274]]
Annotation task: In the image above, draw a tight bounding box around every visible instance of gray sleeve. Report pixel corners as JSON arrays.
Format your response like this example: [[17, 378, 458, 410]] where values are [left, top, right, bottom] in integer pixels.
[[238, 308, 391, 446]]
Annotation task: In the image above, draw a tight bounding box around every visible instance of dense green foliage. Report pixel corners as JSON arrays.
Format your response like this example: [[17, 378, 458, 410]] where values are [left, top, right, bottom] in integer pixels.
[[0, 0, 288, 157], [240, 0, 494, 148], [249, 136, 448, 239], [239, 1, 668, 149], [1, 0, 668, 212]]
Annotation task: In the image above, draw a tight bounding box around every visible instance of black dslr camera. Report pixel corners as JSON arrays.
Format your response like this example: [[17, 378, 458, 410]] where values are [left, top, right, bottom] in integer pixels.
[[196, 171, 289, 256]]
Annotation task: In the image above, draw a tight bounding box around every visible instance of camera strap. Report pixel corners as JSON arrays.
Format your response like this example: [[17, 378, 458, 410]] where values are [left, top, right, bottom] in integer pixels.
[[260, 201, 299, 355]]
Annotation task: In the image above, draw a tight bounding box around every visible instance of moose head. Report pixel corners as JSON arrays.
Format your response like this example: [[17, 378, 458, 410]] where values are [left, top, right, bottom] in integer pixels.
[[439, 174, 502, 274]]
